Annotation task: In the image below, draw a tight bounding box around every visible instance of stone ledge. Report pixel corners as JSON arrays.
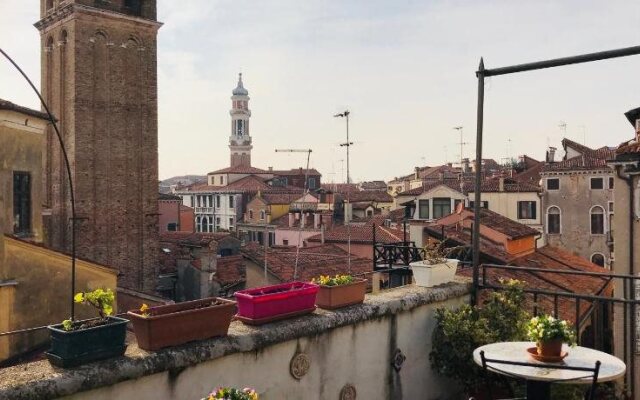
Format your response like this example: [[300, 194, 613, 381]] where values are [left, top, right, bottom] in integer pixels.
[[0, 279, 471, 400]]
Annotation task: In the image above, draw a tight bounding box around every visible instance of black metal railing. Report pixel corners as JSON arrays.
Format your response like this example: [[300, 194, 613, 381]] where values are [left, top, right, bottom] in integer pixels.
[[372, 240, 640, 397], [372, 241, 423, 289], [467, 262, 639, 398]]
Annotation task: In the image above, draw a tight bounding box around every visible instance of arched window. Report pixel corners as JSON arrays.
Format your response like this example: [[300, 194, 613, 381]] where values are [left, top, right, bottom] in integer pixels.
[[260, 210, 266, 220], [201, 216, 209, 233], [591, 253, 605, 267], [249, 210, 254, 219], [590, 206, 605, 235], [195, 216, 201, 233], [547, 206, 561, 234]]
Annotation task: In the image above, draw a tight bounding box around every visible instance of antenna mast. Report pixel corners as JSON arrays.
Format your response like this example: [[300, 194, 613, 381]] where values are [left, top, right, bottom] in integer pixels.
[[334, 110, 353, 272], [453, 126, 466, 170]]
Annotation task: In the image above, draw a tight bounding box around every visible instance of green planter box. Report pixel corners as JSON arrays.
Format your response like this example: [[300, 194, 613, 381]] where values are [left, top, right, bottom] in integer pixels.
[[46, 316, 128, 368]]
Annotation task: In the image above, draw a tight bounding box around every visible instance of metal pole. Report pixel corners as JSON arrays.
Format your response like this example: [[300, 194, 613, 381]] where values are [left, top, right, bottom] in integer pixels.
[[472, 58, 485, 306], [483, 45, 640, 77], [0, 48, 78, 320]]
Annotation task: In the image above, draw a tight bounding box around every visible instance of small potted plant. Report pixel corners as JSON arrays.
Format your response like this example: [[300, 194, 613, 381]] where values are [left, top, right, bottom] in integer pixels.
[[234, 281, 319, 325], [311, 274, 367, 309], [46, 288, 128, 368], [409, 242, 459, 287], [127, 297, 236, 351], [526, 315, 577, 358], [201, 387, 258, 400]]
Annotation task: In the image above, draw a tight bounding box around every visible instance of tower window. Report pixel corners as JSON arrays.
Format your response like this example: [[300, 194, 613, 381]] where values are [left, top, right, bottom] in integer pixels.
[[124, 0, 142, 14], [235, 120, 244, 136], [13, 172, 31, 235]]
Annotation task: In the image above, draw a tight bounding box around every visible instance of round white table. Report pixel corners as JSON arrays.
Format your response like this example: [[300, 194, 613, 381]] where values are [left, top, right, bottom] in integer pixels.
[[473, 342, 626, 399]]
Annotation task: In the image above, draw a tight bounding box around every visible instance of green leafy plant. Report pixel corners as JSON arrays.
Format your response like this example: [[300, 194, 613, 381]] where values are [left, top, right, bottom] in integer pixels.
[[202, 387, 258, 400], [430, 279, 529, 394], [311, 274, 354, 286], [526, 314, 577, 346], [61, 288, 115, 331]]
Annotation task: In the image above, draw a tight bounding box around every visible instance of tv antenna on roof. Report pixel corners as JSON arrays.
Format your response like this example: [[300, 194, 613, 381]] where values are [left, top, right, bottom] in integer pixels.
[[453, 126, 466, 169]]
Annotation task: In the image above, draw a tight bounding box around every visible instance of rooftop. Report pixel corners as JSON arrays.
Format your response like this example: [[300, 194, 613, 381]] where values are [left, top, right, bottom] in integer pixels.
[[307, 220, 406, 244], [0, 98, 50, 120], [240, 242, 372, 281]]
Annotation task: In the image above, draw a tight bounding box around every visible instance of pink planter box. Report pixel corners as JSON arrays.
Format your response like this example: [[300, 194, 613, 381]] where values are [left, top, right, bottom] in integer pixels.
[[235, 282, 319, 320]]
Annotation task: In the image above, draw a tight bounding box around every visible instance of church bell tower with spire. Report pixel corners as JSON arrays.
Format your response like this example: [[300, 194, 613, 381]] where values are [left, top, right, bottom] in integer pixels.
[[229, 73, 252, 168]]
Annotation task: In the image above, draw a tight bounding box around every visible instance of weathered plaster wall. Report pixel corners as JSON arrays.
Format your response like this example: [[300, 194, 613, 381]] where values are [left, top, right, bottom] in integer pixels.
[[0, 236, 118, 363], [542, 172, 613, 267], [0, 281, 471, 400], [0, 109, 46, 242]]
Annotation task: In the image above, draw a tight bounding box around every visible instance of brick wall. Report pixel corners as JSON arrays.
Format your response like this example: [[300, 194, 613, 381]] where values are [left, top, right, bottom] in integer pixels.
[[37, 1, 161, 292]]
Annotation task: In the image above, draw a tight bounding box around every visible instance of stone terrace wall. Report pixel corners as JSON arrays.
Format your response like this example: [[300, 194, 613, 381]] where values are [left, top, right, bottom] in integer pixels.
[[0, 281, 471, 400]]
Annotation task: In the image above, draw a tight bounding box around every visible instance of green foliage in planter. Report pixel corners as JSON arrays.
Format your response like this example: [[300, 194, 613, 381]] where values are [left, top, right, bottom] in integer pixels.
[[61, 288, 115, 331], [429, 279, 529, 393]]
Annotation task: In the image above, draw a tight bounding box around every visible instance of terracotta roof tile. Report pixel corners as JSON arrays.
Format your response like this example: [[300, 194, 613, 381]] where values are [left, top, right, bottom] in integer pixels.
[[208, 165, 269, 175], [214, 255, 246, 286], [307, 221, 406, 244], [272, 168, 321, 176], [457, 245, 612, 322], [0, 98, 50, 120], [240, 242, 372, 282], [543, 138, 616, 172], [398, 179, 466, 196], [467, 178, 541, 193]]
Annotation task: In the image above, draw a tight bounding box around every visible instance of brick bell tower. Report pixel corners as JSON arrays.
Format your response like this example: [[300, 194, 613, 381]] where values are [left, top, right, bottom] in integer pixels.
[[229, 73, 252, 168], [35, 0, 162, 292]]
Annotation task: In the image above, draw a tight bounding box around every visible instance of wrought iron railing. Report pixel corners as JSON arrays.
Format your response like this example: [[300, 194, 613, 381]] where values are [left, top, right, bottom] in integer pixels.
[[372, 240, 640, 397]]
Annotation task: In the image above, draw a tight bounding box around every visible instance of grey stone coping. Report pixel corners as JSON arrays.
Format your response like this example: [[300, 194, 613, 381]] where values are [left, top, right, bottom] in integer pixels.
[[0, 279, 471, 400]]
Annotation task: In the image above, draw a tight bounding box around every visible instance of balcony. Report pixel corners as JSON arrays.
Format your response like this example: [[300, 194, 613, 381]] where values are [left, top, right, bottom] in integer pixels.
[[0, 282, 471, 399], [194, 207, 214, 214]]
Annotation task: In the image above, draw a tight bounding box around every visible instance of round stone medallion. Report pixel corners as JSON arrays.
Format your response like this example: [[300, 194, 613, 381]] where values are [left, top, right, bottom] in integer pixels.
[[340, 383, 357, 400], [289, 352, 310, 380]]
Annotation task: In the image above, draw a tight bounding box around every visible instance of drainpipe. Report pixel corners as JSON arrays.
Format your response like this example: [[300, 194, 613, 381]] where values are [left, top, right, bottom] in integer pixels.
[[615, 163, 637, 393]]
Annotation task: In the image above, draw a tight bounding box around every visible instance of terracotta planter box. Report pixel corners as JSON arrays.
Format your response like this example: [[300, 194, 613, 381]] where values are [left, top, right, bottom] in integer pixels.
[[127, 297, 236, 351], [46, 316, 128, 368], [316, 278, 367, 309], [234, 282, 319, 324]]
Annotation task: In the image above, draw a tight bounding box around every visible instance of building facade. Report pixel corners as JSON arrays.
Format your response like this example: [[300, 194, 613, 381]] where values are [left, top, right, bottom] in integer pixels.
[[36, 0, 162, 292], [609, 107, 640, 395], [540, 139, 615, 268], [0, 100, 117, 365]]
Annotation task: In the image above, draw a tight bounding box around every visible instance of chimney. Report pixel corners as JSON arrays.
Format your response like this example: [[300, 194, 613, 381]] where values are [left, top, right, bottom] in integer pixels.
[[546, 147, 557, 163], [320, 224, 325, 244], [462, 158, 470, 173], [268, 166, 273, 172], [414, 167, 420, 180], [314, 213, 320, 229], [447, 162, 453, 168], [499, 177, 505, 192], [438, 172, 445, 182], [288, 212, 294, 228], [636, 119, 640, 141]]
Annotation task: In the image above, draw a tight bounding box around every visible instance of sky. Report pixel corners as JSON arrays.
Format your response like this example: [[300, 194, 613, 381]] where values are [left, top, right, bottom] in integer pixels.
[[1, 1, 640, 182]]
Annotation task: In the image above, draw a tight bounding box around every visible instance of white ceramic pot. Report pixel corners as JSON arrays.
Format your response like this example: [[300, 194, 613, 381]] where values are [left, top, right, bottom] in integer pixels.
[[409, 259, 459, 287]]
